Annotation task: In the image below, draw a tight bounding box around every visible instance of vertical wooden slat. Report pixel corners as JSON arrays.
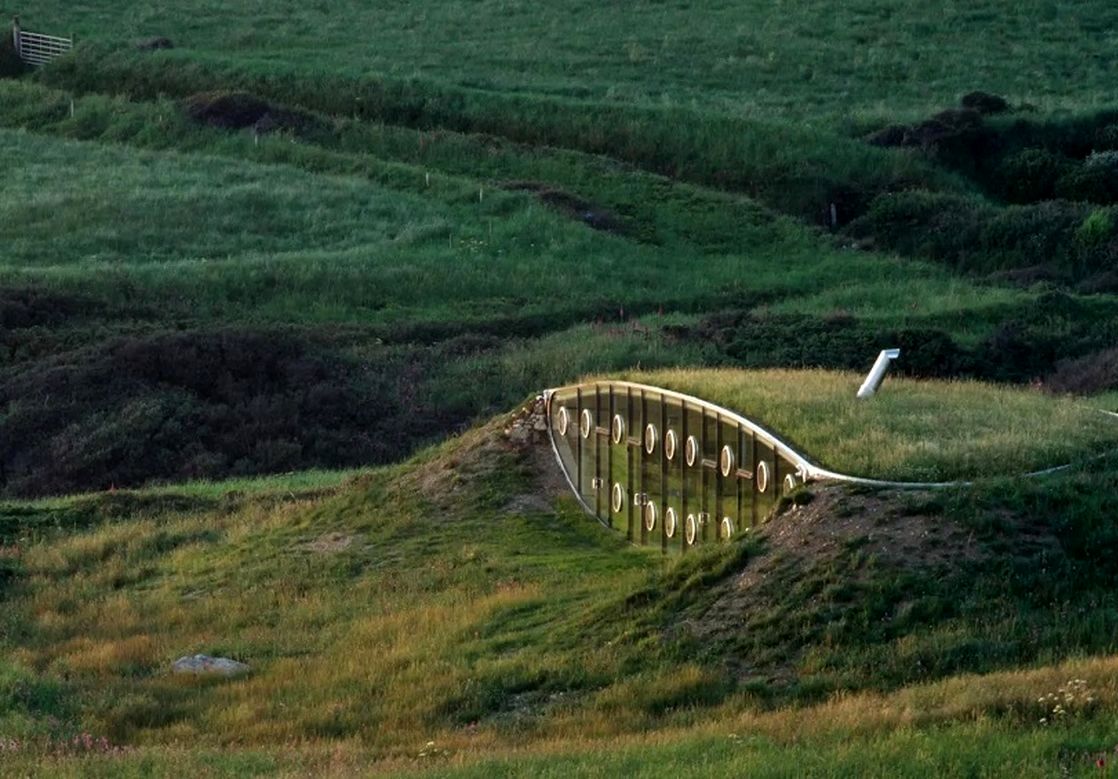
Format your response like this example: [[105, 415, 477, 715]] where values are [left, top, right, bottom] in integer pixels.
[[626, 387, 634, 543]]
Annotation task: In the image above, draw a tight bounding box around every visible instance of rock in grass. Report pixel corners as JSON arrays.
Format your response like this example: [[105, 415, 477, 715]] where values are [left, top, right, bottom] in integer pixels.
[[172, 654, 250, 677], [136, 36, 174, 51]]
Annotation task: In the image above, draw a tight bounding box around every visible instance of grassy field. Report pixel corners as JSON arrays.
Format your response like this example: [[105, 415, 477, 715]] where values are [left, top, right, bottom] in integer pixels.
[[4, 0, 1118, 774], [12, 0, 1118, 119]]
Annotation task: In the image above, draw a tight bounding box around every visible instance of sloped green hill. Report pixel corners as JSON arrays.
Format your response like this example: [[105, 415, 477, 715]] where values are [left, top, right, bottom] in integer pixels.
[[3, 373, 1118, 775]]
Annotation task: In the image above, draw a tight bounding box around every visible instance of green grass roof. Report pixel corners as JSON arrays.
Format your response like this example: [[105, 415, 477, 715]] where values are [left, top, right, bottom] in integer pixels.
[[607, 368, 1118, 482]]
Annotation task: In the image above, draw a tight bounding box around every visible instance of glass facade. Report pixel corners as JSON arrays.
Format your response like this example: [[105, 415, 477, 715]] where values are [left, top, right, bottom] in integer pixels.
[[547, 381, 808, 552]]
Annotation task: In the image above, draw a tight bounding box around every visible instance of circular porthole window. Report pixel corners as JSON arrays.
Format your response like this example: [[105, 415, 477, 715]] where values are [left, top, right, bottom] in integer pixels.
[[664, 430, 678, 461], [685, 435, 699, 467], [756, 461, 770, 493], [784, 474, 798, 493], [643, 502, 658, 532], [556, 406, 570, 436], [721, 516, 735, 539], [580, 409, 593, 439], [665, 507, 678, 538], [643, 424, 658, 454], [685, 513, 698, 545], [719, 445, 735, 477], [611, 414, 626, 445], [611, 482, 626, 513]]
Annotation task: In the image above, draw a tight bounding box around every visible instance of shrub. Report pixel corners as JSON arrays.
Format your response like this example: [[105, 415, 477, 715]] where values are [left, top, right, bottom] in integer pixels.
[[846, 191, 1116, 280], [960, 91, 1010, 115], [1095, 123, 1118, 151], [0, 329, 469, 497], [994, 148, 1074, 204], [844, 191, 981, 267], [1076, 209, 1115, 247], [1056, 153, 1118, 204], [1046, 347, 1118, 394]]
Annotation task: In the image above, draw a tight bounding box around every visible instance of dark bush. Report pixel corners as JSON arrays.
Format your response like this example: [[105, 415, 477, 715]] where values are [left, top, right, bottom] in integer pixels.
[[1055, 153, 1118, 204], [1095, 124, 1118, 152], [1046, 348, 1118, 394], [846, 192, 1118, 281], [0, 329, 473, 497], [182, 91, 272, 128], [994, 148, 1074, 204], [0, 288, 94, 329], [843, 191, 981, 267], [961, 91, 1009, 115]]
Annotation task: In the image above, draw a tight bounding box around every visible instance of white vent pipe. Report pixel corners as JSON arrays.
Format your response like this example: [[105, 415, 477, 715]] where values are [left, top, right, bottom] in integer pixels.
[[856, 349, 901, 399]]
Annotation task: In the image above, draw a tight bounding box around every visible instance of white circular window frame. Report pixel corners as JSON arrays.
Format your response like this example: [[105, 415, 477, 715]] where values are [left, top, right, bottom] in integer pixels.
[[643, 502, 658, 532], [557, 406, 570, 436], [611, 414, 626, 445], [611, 482, 626, 513], [665, 507, 678, 538], [756, 460, 770, 493], [643, 424, 658, 454], [580, 409, 594, 439], [664, 429, 678, 461], [685, 513, 698, 545], [721, 516, 735, 539], [719, 445, 735, 477], [685, 435, 699, 467]]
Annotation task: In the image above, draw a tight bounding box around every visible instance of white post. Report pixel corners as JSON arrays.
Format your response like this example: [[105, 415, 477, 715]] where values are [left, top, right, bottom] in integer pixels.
[[12, 16, 21, 57], [857, 348, 901, 399]]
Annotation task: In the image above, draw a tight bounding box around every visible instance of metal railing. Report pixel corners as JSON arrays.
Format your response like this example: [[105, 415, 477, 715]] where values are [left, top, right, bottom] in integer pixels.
[[11, 17, 73, 67]]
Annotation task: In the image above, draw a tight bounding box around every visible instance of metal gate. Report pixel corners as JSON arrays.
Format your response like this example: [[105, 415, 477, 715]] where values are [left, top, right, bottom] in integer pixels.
[[11, 17, 74, 67]]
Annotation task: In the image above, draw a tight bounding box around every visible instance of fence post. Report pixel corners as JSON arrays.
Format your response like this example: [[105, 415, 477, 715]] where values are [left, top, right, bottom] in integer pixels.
[[11, 16, 20, 56]]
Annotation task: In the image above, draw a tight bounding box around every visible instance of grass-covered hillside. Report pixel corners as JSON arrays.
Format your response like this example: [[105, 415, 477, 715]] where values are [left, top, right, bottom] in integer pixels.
[[3, 79, 1118, 497], [4, 0, 1118, 774], [4, 379, 1118, 776]]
